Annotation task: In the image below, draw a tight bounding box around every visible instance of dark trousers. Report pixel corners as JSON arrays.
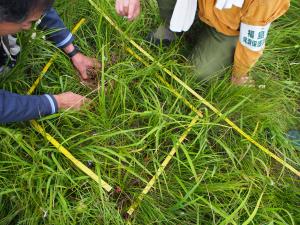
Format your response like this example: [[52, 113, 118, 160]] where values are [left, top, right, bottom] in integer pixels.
[[157, 0, 238, 79]]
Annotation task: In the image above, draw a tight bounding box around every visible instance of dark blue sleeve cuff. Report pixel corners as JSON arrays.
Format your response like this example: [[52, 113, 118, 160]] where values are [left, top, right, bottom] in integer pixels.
[[0, 90, 59, 123], [55, 33, 74, 48], [44, 94, 58, 114]]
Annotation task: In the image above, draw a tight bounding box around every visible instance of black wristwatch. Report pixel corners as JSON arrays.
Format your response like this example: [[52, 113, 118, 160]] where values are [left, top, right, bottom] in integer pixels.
[[67, 45, 80, 58]]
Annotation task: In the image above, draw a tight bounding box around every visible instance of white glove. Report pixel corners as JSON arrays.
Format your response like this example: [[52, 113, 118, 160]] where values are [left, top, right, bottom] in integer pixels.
[[170, 0, 197, 32]]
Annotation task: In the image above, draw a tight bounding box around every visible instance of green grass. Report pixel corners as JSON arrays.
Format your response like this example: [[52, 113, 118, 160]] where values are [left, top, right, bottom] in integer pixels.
[[0, 0, 299, 224]]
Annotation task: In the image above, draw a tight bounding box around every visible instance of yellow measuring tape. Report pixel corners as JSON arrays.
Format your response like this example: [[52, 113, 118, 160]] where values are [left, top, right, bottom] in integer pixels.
[[31, 121, 112, 192], [126, 115, 200, 216], [125, 47, 205, 215], [28, 18, 112, 192], [88, 0, 300, 178], [125, 47, 203, 119]]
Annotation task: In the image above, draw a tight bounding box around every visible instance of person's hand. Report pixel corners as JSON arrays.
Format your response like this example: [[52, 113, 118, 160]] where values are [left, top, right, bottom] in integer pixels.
[[63, 44, 101, 81], [115, 0, 141, 21], [54, 92, 90, 110], [231, 75, 255, 86], [71, 53, 101, 81]]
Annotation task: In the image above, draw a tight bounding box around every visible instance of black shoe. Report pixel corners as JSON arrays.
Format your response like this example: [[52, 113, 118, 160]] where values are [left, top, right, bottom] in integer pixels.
[[145, 32, 173, 47]]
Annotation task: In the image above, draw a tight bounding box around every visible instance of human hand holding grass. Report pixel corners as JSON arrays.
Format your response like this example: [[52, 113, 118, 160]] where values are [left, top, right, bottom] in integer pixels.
[[54, 92, 90, 110], [115, 0, 141, 21], [52, 44, 99, 112], [64, 44, 101, 81], [71, 52, 101, 81]]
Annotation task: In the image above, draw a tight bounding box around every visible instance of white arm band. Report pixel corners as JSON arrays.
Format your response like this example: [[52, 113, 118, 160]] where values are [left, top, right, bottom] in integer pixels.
[[239, 22, 271, 52]]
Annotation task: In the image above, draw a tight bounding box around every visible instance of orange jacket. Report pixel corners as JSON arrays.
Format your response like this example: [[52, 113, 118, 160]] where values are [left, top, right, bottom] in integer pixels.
[[198, 0, 290, 77]]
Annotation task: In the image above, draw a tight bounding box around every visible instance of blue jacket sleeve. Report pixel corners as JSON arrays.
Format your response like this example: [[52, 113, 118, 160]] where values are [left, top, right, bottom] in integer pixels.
[[38, 8, 74, 48], [0, 90, 58, 123]]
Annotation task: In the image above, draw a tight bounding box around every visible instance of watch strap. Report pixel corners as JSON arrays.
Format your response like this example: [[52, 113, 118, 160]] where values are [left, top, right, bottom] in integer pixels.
[[67, 45, 80, 58]]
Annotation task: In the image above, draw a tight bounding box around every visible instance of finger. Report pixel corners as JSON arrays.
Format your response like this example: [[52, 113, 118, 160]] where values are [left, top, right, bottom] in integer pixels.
[[86, 59, 101, 72], [123, 0, 129, 7], [74, 97, 85, 110], [74, 95, 89, 109], [123, 0, 130, 16], [127, 1, 135, 20], [133, 3, 141, 19], [130, 6, 140, 21], [129, 1, 141, 21], [118, 0, 125, 16], [82, 97, 92, 105], [80, 69, 89, 80], [81, 97, 93, 110], [92, 58, 101, 69], [87, 68, 98, 79]]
